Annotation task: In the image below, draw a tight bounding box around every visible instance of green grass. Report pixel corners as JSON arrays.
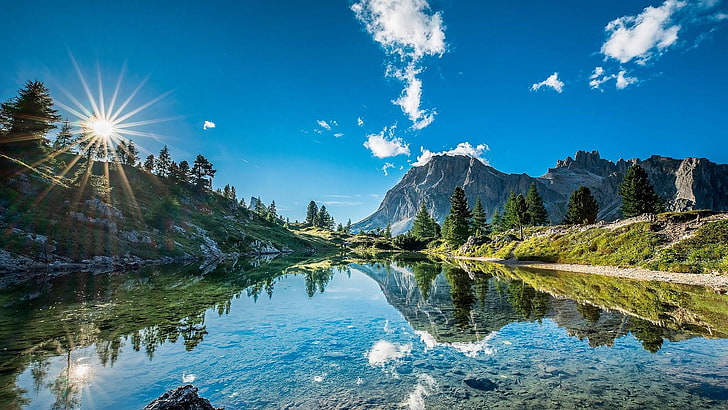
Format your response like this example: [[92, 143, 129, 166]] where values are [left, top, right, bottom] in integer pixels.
[[646, 220, 728, 273]]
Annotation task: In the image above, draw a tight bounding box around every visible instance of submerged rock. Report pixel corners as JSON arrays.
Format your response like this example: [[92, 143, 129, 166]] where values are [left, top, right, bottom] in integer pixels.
[[463, 375, 496, 391], [143, 385, 223, 410]]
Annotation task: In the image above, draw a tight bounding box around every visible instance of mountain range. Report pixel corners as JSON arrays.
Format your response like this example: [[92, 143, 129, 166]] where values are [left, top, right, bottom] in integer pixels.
[[353, 150, 728, 234]]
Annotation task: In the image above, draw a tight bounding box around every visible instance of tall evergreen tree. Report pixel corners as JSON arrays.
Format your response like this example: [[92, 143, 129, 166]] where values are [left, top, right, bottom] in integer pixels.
[[619, 164, 661, 217], [126, 140, 139, 166], [383, 222, 392, 239], [178, 160, 191, 182], [563, 186, 599, 225], [471, 196, 489, 236], [223, 184, 231, 199], [156, 145, 173, 177], [230, 186, 237, 202], [0, 80, 61, 156], [191, 154, 216, 190], [525, 182, 548, 226], [491, 208, 505, 233], [345, 219, 352, 233], [143, 154, 155, 172], [316, 205, 334, 229], [442, 186, 472, 246], [268, 200, 277, 219], [53, 120, 75, 151], [305, 201, 319, 225], [412, 201, 438, 239]]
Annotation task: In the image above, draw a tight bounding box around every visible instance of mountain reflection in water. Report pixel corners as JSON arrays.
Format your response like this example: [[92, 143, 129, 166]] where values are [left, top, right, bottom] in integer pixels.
[[1, 255, 727, 409]]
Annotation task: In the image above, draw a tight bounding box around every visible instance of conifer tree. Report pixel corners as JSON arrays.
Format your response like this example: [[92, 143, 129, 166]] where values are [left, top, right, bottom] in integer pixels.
[[191, 154, 216, 190], [442, 186, 472, 246], [156, 145, 173, 177], [230, 186, 237, 202], [306, 201, 319, 225], [316, 205, 334, 229], [223, 184, 231, 199], [143, 154, 155, 172], [619, 164, 661, 217], [126, 140, 139, 166], [491, 208, 505, 233], [0, 80, 61, 156], [53, 120, 75, 151], [268, 201, 277, 219], [563, 186, 599, 225], [412, 201, 438, 239], [383, 222, 392, 239], [525, 182, 548, 226], [345, 219, 352, 233], [471, 197, 489, 236], [178, 160, 191, 182]]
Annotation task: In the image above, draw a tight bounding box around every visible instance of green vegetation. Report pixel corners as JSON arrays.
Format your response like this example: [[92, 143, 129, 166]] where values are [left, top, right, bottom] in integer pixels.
[[459, 259, 728, 337], [0, 80, 337, 268], [647, 219, 728, 273], [452, 212, 728, 275], [619, 164, 661, 217], [525, 182, 548, 226], [442, 186, 471, 246], [411, 201, 440, 240], [563, 186, 599, 225]]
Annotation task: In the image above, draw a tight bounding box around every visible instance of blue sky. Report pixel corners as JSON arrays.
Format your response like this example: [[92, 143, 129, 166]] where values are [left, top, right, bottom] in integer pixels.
[[2, 0, 727, 223]]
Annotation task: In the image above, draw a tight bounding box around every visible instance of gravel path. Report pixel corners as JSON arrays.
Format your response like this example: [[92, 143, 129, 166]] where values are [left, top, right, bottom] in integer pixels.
[[455, 256, 728, 292]]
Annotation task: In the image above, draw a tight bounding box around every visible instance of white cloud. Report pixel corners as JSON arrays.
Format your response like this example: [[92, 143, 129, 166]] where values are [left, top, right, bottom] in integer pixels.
[[366, 340, 412, 366], [203, 120, 216, 130], [334, 132, 344, 138], [317, 120, 332, 131], [601, 0, 685, 65], [413, 142, 489, 167], [616, 70, 638, 89], [530, 72, 565, 93], [357, 117, 364, 127], [589, 66, 639, 90], [352, 0, 446, 129], [382, 162, 395, 176], [363, 125, 410, 158]]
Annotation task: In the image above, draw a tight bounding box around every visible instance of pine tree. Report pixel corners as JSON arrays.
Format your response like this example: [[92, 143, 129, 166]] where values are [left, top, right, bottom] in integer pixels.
[[412, 201, 437, 239], [442, 186, 472, 246], [383, 222, 392, 239], [126, 140, 139, 166], [168, 161, 181, 182], [230, 186, 237, 202], [143, 154, 155, 172], [563, 186, 599, 225], [268, 201, 277, 219], [525, 182, 548, 226], [191, 154, 216, 190], [156, 145, 173, 177], [471, 197, 489, 236], [345, 219, 352, 233], [178, 160, 191, 183], [223, 184, 231, 199], [306, 201, 319, 225], [619, 164, 661, 217], [316, 205, 334, 229], [491, 208, 505, 233], [53, 120, 75, 151], [0, 80, 61, 156]]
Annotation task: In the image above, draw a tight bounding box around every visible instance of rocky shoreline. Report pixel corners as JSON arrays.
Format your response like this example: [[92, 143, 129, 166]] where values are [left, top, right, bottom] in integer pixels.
[[455, 256, 728, 292], [0, 243, 296, 289]]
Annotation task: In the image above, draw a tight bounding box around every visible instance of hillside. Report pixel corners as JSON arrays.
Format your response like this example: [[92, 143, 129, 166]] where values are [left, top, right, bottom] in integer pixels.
[[453, 211, 728, 276], [0, 153, 336, 275], [353, 151, 728, 234]]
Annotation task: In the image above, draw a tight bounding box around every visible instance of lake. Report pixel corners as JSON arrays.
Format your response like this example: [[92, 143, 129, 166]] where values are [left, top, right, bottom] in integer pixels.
[[1, 256, 727, 409]]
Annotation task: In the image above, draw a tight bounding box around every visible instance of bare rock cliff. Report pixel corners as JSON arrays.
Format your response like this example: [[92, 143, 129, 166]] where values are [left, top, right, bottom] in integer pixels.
[[353, 151, 728, 234]]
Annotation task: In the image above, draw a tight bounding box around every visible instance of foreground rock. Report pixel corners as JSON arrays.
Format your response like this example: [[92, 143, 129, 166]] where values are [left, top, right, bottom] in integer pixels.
[[143, 385, 223, 410]]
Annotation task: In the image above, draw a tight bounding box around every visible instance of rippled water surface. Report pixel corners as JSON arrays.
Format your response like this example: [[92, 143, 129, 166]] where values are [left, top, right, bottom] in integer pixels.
[[1, 257, 728, 409]]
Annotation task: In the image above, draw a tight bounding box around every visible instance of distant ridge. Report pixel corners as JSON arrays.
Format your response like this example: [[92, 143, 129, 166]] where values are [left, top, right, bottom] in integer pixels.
[[353, 151, 728, 234]]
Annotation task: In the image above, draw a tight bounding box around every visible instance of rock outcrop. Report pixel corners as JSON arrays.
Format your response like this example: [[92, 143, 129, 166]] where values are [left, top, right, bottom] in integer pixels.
[[143, 385, 223, 410], [353, 151, 728, 234]]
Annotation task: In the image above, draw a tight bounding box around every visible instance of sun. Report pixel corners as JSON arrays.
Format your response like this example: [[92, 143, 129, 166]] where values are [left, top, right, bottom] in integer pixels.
[[89, 117, 115, 139]]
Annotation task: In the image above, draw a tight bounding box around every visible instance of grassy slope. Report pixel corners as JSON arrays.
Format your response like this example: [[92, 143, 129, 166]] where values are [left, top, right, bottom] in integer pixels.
[[0, 155, 335, 264], [453, 212, 728, 274]]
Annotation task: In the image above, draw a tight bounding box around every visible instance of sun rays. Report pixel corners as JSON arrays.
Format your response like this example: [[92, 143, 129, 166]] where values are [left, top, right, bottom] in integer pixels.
[[30, 57, 177, 220]]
